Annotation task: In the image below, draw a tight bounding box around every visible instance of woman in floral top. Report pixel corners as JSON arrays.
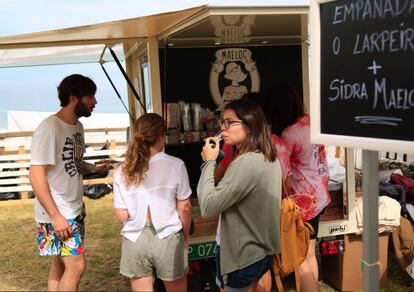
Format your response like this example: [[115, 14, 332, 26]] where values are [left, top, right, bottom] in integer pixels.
[[265, 84, 330, 292]]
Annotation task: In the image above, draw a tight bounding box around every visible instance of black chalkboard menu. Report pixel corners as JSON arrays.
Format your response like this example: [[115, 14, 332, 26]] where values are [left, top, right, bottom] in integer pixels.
[[317, 0, 414, 147]]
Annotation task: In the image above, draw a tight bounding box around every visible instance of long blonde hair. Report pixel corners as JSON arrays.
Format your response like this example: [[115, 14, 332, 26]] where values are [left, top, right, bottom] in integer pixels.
[[122, 113, 166, 186]]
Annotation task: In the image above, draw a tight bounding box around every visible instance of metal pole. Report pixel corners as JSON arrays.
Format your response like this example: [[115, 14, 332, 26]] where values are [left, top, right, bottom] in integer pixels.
[[108, 47, 147, 114], [362, 149, 379, 292], [99, 63, 134, 122]]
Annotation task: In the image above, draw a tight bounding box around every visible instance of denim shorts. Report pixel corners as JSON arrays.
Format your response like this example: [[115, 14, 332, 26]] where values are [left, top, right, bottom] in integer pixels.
[[215, 246, 272, 292]]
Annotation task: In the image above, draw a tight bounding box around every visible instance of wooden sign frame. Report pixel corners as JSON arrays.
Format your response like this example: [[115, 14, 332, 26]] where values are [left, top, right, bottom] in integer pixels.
[[309, 0, 414, 154]]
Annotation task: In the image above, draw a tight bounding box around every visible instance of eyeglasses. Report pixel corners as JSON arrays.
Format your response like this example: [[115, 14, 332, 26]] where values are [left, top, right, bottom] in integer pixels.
[[220, 118, 244, 129]]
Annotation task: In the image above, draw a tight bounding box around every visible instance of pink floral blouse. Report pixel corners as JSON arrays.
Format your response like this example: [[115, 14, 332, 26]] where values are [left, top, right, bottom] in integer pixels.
[[281, 114, 331, 221]]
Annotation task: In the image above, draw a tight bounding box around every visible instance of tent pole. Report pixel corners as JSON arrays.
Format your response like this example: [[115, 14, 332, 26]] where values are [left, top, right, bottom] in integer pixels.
[[362, 149, 379, 292]]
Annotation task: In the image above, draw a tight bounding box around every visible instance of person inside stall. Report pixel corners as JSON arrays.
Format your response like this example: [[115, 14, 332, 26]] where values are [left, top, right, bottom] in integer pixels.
[[265, 84, 330, 292], [113, 113, 192, 292], [197, 98, 282, 292], [214, 92, 292, 291]]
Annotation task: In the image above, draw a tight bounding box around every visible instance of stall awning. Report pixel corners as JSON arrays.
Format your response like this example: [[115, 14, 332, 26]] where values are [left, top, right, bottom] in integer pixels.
[[0, 5, 207, 48], [0, 44, 124, 68], [0, 4, 310, 68], [0, 5, 207, 68]]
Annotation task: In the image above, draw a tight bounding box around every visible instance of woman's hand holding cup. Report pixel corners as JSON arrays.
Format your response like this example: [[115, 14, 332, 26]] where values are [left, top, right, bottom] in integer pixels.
[[201, 137, 220, 161]]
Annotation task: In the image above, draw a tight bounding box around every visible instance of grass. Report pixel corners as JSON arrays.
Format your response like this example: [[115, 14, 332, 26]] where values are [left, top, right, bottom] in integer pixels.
[[0, 195, 413, 291], [0, 194, 130, 291]]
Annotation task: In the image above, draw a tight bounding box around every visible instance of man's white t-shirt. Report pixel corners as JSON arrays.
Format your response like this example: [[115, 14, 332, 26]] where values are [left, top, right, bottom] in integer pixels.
[[114, 152, 192, 242], [30, 116, 85, 223]]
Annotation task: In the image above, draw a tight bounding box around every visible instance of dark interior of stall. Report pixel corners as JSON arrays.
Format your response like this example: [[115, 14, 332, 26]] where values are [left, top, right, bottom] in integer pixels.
[[160, 45, 303, 195]]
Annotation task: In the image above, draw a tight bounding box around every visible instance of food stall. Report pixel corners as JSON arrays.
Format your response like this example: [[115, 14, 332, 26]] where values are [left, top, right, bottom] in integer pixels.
[[0, 4, 359, 263]]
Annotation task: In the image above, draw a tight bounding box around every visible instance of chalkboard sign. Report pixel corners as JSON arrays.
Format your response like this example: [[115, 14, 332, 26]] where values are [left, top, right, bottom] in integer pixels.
[[310, 0, 414, 153]]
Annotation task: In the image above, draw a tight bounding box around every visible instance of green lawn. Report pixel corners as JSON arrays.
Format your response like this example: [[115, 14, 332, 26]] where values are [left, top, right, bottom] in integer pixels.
[[1, 195, 412, 291], [0, 195, 130, 291]]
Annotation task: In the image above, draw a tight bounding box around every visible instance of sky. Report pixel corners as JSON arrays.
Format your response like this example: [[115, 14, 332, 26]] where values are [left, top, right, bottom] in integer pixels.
[[0, 0, 308, 128]]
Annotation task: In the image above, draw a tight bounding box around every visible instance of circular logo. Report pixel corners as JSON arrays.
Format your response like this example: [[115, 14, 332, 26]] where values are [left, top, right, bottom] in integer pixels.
[[209, 48, 260, 109]]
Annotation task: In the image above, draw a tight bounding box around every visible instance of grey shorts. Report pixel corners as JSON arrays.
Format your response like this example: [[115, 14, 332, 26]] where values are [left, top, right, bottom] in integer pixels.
[[120, 224, 188, 281]]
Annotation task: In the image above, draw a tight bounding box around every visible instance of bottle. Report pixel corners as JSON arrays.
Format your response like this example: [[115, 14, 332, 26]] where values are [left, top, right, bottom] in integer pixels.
[[182, 103, 192, 132]]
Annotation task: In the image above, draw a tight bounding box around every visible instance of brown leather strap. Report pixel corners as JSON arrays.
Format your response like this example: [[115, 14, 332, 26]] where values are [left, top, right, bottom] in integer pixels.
[[273, 254, 284, 292], [282, 181, 289, 199], [275, 274, 284, 292], [294, 268, 301, 292], [304, 221, 315, 235], [282, 190, 315, 213]]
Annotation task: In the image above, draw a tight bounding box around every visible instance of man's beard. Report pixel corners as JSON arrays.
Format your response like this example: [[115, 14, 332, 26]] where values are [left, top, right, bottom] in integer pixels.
[[75, 100, 91, 117]]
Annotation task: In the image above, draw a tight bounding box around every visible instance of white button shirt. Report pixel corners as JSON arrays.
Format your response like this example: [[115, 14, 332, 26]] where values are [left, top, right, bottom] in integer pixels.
[[114, 152, 191, 242]]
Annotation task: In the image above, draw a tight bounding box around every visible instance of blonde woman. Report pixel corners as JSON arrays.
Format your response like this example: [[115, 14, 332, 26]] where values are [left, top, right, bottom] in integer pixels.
[[113, 113, 192, 292]]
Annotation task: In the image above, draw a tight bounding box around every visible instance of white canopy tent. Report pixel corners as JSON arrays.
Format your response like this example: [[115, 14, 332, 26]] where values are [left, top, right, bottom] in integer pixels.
[[0, 5, 310, 67], [0, 44, 124, 68], [0, 5, 207, 67]]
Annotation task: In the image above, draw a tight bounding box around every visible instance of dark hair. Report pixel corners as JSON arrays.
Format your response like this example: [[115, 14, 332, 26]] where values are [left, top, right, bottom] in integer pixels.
[[242, 92, 271, 123], [57, 74, 97, 106], [242, 92, 267, 108], [224, 98, 276, 162], [122, 113, 166, 187], [264, 84, 304, 136]]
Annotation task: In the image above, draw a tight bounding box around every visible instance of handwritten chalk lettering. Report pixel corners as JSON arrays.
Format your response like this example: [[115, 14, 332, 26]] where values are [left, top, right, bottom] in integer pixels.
[[329, 79, 368, 102], [374, 77, 414, 109], [354, 115, 402, 126], [332, 36, 341, 55], [353, 27, 414, 54], [367, 60, 382, 75], [332, 0, 413, 24]]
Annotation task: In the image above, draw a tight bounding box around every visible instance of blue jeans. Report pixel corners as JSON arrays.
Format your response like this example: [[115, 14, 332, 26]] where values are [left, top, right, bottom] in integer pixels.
[[215, 246, 272, 292]]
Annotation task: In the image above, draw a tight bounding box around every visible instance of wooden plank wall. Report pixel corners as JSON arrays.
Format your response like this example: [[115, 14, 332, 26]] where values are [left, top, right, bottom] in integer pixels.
[[0, 128, 127, 202]]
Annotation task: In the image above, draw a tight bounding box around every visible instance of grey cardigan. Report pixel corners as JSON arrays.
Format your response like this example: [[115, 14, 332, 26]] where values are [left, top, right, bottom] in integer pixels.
[[197, 152, 281, 276]]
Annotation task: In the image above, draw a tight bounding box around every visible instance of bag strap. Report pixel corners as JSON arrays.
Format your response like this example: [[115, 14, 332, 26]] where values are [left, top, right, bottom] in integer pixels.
[[282, 181, 289, 199], [275, 274, 284, 292], [282, 181, 315, 213], [294, 268, 302, 292], [304, 221, 316, 235], [273, 254, 284, 292]]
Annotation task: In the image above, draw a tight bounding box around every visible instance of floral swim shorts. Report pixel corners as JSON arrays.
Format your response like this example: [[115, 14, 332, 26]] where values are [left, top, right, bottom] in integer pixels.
[[35, 216, 85, 256]]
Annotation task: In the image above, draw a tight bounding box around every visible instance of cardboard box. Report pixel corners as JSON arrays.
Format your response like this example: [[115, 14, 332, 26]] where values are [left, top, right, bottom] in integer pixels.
[[190, 199, 219, 239], [321, 233, 389, 291]]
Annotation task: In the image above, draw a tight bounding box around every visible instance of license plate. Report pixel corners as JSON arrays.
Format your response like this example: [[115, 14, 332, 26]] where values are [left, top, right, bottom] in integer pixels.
[[189, 241, 218, 261]]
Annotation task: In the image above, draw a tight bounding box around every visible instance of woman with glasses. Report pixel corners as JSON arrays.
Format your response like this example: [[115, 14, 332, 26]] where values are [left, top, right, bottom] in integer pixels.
[[113, 113, 192, 292], [214, 92, 292, 291], [215, 92, 292, 188], [197, 98, 282, 292]]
